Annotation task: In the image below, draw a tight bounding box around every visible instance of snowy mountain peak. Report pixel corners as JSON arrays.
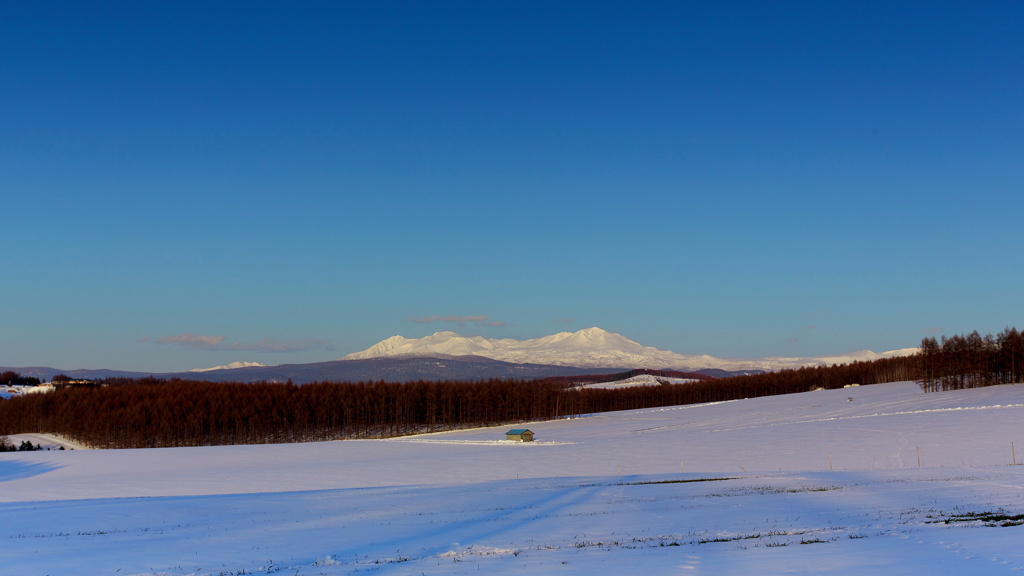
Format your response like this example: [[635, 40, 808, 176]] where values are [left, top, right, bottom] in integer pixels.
[[345, 327, 702, 369], [555, 326, 605, 339], [342, 327, 918, 372]]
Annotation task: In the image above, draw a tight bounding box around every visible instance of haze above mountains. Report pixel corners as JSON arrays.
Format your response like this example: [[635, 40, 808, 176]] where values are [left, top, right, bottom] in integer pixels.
[[3, 328, 918, 384]]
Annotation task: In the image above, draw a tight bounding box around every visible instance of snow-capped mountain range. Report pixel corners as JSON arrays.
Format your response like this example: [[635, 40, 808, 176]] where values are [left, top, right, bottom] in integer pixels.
[[343, 327, 918, 372], [3, 328, 918, 384]]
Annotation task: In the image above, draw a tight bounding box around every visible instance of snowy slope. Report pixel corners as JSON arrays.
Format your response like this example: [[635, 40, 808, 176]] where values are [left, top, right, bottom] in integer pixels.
[[2, 381, 1023, 575], [343, 326, 919, 371], [573, 373, 700, 389]]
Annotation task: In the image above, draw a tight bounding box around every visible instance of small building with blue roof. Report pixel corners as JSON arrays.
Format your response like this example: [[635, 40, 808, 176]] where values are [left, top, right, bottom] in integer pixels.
[[505, 429, 535, 442]]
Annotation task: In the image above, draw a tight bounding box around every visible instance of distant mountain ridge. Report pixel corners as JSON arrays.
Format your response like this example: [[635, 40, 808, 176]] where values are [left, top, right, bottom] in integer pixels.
[[2, 328, 917, 385], [344, 327, 918, 372], [0, 357, 631, 385]]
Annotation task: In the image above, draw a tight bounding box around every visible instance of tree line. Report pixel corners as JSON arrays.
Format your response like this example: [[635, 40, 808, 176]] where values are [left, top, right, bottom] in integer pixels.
[[916, 327, 1024, 392], [0, 351, 922, 449], [0, 378, 571, 448], [0, 371, 41, 386]]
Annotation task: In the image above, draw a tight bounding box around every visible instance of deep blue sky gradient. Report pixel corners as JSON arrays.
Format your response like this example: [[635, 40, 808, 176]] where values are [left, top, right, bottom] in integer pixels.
[[3, 1, 1022, 371]]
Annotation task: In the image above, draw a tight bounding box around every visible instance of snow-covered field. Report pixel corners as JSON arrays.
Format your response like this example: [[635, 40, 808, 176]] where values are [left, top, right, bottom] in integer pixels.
[[2, 381, 1023, 575]]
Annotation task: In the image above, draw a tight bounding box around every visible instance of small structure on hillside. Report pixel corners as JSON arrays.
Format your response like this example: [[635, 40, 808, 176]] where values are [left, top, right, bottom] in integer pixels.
[[505, 429, 535, 442], [49, 379, 102, 390]]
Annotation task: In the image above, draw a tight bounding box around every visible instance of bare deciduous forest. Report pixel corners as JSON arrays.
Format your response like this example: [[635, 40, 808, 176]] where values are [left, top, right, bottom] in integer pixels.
[[916, 327, 1024, 392], [1, 329, 1019, 449]]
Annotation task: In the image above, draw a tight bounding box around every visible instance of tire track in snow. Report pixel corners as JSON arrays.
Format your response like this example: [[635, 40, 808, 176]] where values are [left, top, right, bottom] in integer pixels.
[[664, 403, 1024, 434]]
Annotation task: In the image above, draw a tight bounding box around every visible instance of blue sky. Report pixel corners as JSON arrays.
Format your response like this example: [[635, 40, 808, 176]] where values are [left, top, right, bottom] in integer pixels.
[[3, 1, 1022, 372]]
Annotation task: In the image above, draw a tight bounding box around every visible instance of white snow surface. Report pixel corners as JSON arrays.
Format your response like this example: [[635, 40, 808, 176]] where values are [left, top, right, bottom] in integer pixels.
[[342, 326, 919, 371], [3, 381, 1024, 575]]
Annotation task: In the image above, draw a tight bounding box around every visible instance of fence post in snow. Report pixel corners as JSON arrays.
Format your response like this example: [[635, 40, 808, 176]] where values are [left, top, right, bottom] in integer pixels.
[[917, 447, 921, 468]]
